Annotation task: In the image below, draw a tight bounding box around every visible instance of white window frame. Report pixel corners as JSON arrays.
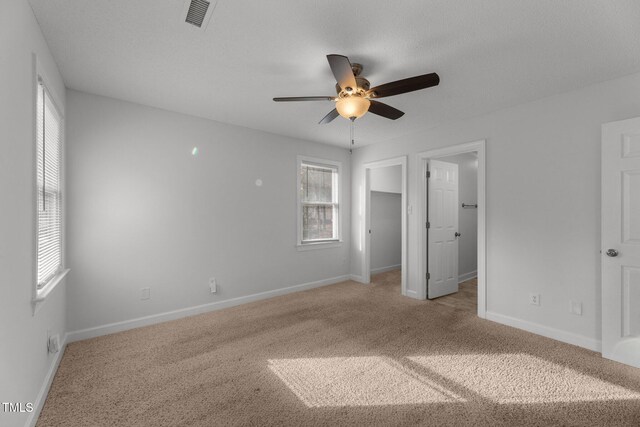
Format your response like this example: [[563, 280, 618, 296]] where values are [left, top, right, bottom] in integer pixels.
[[32, 56, 69, 310], [296, 155, 343, 250]]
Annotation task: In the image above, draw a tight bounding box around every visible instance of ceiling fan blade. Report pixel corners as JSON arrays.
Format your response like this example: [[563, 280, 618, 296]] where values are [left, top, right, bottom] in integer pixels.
[[273, 96, 335, 102], [327, 54, 357, 92], [368, 100, 405, 120], [319, 108, 339, 124], [368, 73, 439, 98]]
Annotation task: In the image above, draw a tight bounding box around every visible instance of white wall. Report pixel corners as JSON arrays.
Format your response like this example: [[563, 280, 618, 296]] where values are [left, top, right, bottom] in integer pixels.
[[351, 71, 640, 348], [370, 165, 402, 194], [437, 153, 478, 279], [0, 1, 67, 426], [65, 90, 351, 333], [370, 191, 402, 273]]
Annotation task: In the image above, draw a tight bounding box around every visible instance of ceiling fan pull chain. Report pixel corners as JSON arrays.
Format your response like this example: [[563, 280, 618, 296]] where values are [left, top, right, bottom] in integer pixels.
[[349, 118, 355, 154]]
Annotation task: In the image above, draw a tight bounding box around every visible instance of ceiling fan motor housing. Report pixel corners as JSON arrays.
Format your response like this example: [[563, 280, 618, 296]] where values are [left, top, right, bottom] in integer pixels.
[[335, 63, 370, 95]]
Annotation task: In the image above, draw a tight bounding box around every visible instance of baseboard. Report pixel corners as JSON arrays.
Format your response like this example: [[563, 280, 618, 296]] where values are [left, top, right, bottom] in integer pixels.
[[405, 289, 419, 299], [370, 264, 401, 275], [458, 270, 477, 283], [67, 274, 350, 343], [26, 333, 68, 427], [485, 311, 601, 352], [349, 274, 367, 284]]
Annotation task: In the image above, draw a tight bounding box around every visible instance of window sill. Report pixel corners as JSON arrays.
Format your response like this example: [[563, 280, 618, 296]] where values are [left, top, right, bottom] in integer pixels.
[[33, 268, 69, 307], [296, 241, 343, 251]]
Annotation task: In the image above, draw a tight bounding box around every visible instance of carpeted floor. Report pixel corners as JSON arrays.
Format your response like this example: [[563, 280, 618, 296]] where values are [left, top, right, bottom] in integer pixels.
[[432, 277, 478, 313], [38, 270, 640, 426]]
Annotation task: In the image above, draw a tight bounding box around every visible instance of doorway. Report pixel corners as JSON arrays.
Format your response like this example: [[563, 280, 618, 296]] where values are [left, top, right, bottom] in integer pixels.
[[419, 140, 486, 318], [364, 157, 407, 296]]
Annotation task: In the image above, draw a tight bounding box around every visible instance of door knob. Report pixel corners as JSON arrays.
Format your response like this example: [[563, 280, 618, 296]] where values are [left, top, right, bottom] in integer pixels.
[[455, 232, 461, 238], [606, 249, 619, 257]]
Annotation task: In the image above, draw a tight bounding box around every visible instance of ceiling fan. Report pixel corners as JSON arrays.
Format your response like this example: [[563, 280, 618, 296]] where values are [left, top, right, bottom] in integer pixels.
[[273, 54, 440, 124]]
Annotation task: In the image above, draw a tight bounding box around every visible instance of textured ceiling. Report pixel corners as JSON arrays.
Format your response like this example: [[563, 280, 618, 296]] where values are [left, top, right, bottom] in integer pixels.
[[28, 0, 640, 148]]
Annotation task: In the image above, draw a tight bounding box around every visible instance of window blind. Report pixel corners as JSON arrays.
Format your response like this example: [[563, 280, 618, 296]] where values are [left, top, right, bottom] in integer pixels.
[[300, 163, 339, 242], [36, 80, 63, 288]]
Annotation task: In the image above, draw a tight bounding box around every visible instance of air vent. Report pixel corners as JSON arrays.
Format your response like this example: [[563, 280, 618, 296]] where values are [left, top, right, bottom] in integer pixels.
[[185, 0, 210, 27]]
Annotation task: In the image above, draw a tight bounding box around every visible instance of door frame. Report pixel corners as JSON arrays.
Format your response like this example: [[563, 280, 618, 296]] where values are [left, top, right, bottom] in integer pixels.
[[418, 140, 487, 318], [363, 156, 408, 295]]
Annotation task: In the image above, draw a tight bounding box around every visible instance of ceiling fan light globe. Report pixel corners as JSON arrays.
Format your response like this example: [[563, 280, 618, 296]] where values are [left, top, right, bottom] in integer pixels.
[[336, 96, 370, 119]]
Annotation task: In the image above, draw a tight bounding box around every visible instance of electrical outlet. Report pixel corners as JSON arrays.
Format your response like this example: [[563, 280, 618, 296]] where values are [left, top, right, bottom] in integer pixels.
[[529, 293, 540, 306], [140, 288, 150, 300], [48, 334, 60, 354], [209, 277, 217, 294], [569, 300, 583, 316]]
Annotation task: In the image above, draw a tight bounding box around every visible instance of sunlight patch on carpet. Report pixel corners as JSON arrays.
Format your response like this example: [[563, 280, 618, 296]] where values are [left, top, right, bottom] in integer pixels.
[[408, 353, 640, 403], [268, 356, 464, 407]]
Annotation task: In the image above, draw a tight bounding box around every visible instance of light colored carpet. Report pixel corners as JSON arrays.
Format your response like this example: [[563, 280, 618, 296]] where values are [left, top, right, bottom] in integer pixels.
[[432, 277, 477, 313], [38, 270, 640, 426]]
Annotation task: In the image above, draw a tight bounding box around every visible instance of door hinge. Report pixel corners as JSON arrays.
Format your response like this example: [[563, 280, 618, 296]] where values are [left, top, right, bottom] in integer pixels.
[[426, 221, 430, 229], [426, 171, 431, 178], [426, 272, 430, 280]]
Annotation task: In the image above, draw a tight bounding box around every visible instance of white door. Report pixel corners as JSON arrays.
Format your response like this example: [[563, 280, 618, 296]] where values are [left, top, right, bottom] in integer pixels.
[[428, 160, 459, 299], [602, 117, 640, 368]]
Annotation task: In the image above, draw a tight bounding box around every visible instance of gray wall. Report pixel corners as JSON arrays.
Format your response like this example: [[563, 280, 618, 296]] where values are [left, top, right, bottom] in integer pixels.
[[0, 1, 67, 426], [437, 153, 478, 279], [370, 165, 402, 194], [65, 90, 351, 332], [370, 191, 402, 273], [351, 71, 640, 348]]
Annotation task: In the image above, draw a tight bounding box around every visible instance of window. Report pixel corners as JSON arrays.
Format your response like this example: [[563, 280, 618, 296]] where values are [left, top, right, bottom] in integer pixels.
[[297, 156, 341, 246], [36, 78, 64, 291]]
